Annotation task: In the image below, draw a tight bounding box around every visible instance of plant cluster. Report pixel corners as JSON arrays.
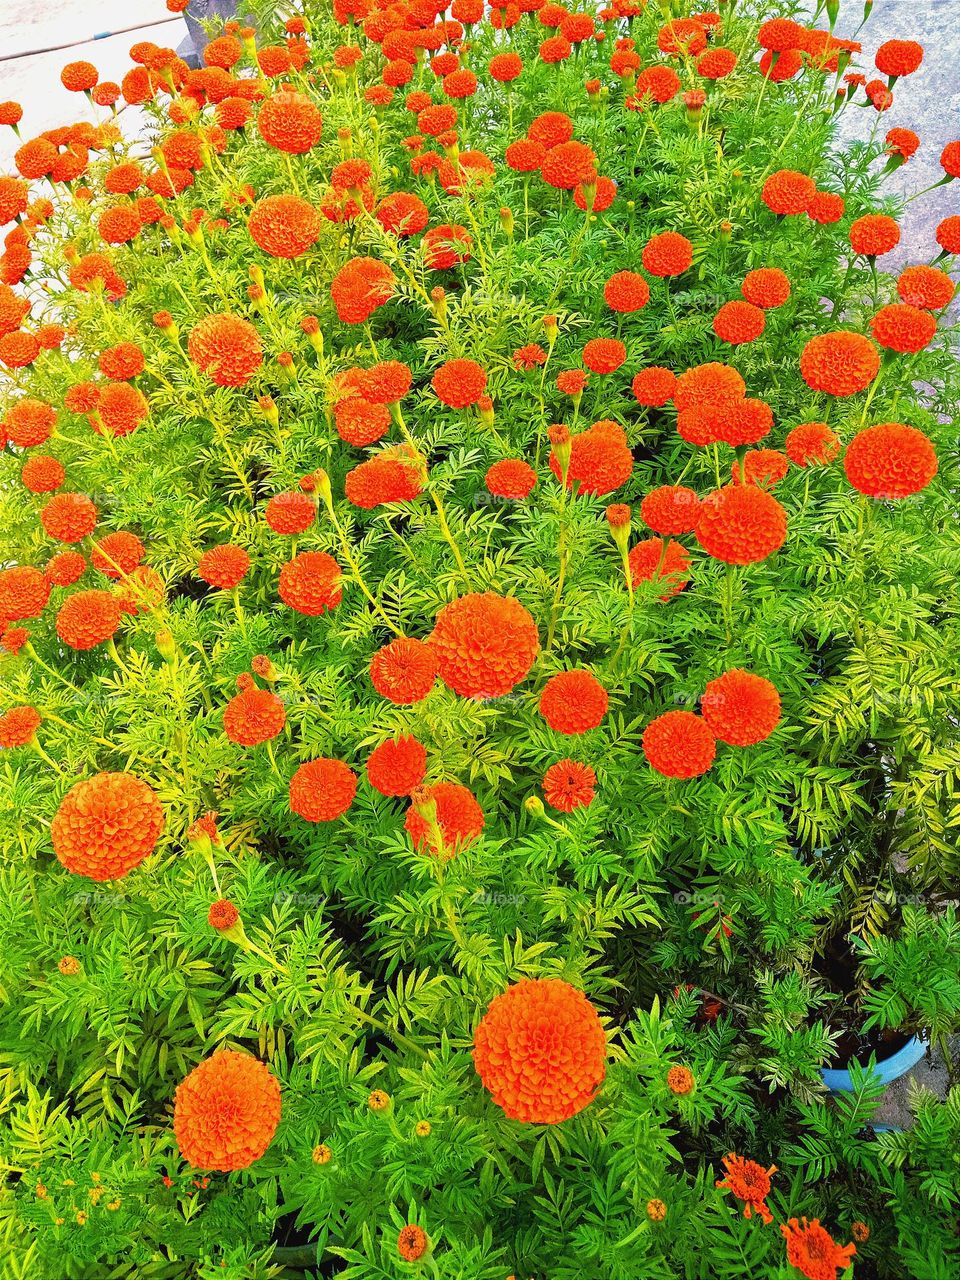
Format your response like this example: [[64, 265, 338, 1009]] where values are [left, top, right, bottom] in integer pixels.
[[0, 0, 959, 1277]]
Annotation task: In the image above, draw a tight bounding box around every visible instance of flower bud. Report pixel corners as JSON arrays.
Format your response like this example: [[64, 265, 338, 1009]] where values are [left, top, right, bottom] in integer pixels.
[[155, 629, 177, 662], [499, 206, 514, 237], [543, 314, 559, 345], [257, 395, 279, 427]]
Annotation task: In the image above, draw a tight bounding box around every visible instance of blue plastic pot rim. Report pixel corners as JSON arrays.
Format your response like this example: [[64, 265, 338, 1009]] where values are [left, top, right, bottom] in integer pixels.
[[820, 1033, 928, 1092]]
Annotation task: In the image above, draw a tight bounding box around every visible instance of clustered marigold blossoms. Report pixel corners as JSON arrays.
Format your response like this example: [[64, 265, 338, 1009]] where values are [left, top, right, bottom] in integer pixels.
[[173, 1049, 281, 1171]]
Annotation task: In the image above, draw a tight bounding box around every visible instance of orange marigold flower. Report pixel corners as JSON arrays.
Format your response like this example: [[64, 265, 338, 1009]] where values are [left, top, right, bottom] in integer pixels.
[[45, 550, 85, 587], [257, 89, 322, 153], [248, 194, 322, 258], [758, 17, 805, 52], [405, 780, 484, 855], [540, 139, 597, 191], [513, 343, 548, 371], [56, 588, 121, 651], [843, 422, 937, 500], [41, 493, 98, 543], [628, 537, 691, 599], [208, 899, 239, 931], [21, 454, 65, 493], [278, 551, 342, 615], [490, 52, 523, 81], [702, 669, 780, 746], [4, 397, 56, 447], [886, 127, 920, 160], [197, 543, 249, 589], [0, 101, 23, 127], [345, 446, 423, 509], [331, 256, 396, 324], [556, 369, 589, 397], [0, 331, 40, 369], [366, 735, 427, 797], [632, 366, 676, 407], [799, 331, 880, 397], [15, 138, 57, 181], [98, 381, 149, 436], [762, 169, 816, 216], [897, 265, 955, 310], [204, 35, 243, 69], [936, 215, 960, 254], [875, 39, 923, 78], [849, 213, 900, 257], [870, 303, 937, 353], [61, 61, 99, 92], [375, 191, 429, 237], [431, 592, 539, 700], [98, 204, 141, 245], [550, 420, 633, 497], [583, 337, 625, 374], [422, 223, 472, 269], [540, 669, 608, 734], [188, 313, 262, 387], [543, 758, 596, 812], [473, 978, 606, 1123], [223, 686, 285, 747], [851, 1221, 870, 1244], [734, 448, 789, 489], [91, 531, 144, 578], [642, 230, 693, 277], [99, 341, 144, 380], [640, 485, 700, 535], [785, 422, 841, 467], [741, 268, 791, 309], [696, 485, 787, 564], [716, 1153, 776, 1225], [485, 459, 536, 500], [643, 710, 715, 779], [697, 47, 737, 79], [333, 395, 390, 446], [265, 491, 315, 534], [174, 1050, 281, 1171], [0, 176, 28, 226], [631, 65, 682, 106], [505, 138, 545, 173], [370, 635, 437, 704], [713, 300, 765, 345], [0, 705, 41, 748], [396, 1225, 428, 1262], [359, 360, 412, 405], [667, 1065, 695, 1094], [290, 757, 358, 822], [52, 771, 163, 879], [114, 565, 163, 617], [604, 270, 649, 313], [433, 358, 487, 408], [780, 1218, 856, 1280]]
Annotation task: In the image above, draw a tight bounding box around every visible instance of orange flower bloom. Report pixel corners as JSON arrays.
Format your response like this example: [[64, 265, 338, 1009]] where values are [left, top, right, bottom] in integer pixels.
[[472, 978, 606, 1123], [60, 61, 99, 92], [278, 551, 342, 615], [369, 635, 437, 704], [549, 420, 633, 497], [432, 358, 487, 408], [486, 459, 536, 500], [780, 1218, 856, 1280], [344, 446, 423, 509], [849, 213, 900, 257], [642, 230, 693, 277], [630, 65, 682, 106], [98, 204, 141, 246], [735, 448, 789, 489], [762, 169, 816, 216], [430, 592, 539, 700], [405, 780, 484, 855], [265, 491, 315, 534], [640, 485, 701, 535], [697, 47, 737, 79], [540, 140, 597, 191], [208, 899, 239, 931], [224, 687, 285, 746], [330, 256, 396, 324], [21, 454, 65, 494], [397, 1225, 429, 1262], [843, 422, 937, 500], [203, 36, 243, 69], [539, 669, 608, 734], [583, 338, 625, 374], [674, 361, 745, 411], [366, 735, 427, 796], [799, 331, 880, 397], [875, 39, 923, 78], [936, 215, 960, 255], [897, 265, 954, 310], [628, 537, 691, 599], [188, 314, 262, 387], [716, 1152, 776, 1225], [696, 485, 787, 564], [98, 381, 149, 435], [4, 397, 56, 447], [197, 543, 250, 590], [90, 531, 144, 578], [886, 127, 920, 161], [375, 191, 429, 237], [248, 194, 322, 258], [422, 223, 472, 270], [741, 268, 791, 309], [543, 758, 596, 812], [667, 1065, 695, 1094], [45, 550, 86, 587], [0, 566, 49, 625], [785, 422, 841, 467], [290, 757, 358, 821], [701, 669, 781, 746], [257, 89, 322, 153], [52, 772, 163, 880], [0, 706, 41, 749], [870, 303, 937, 353], [174, 1050, 281, 1171], [41, 493, 97, 543], [643, 710, 716, 778], [604, 270, 650, 313], [713, 300, 765, 345], [359, 360, 412, 405], [632, 366, 676, 407], [98, 341, 144, 380], [0, 331, 40, 369]]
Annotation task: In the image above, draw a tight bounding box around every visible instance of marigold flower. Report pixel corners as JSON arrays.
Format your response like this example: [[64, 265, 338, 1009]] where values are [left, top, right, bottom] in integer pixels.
[[702, 669, 780, 746], [784, 422, 840, 467], [366, 735, 427, 797], [716, 1153, 776, 1225], [886, 127, 920, 161], [539, 669, 608, 734], [757, 17, 805, 52], [897, 265, 954, 310], [843, 422, 937, 500], [330, 256, 396, 324], [641, 486, 700, 535], [697, 47, 737, 79], [345, 447, 423, 509], [550, 420, 633, 497], [290, 757, 357, 822], [431, 592, 538, 700], [208, 899, 239, 931], [98, 382, 149, 436], [370, 635, 437, 704], [0, 706, 41, 748], [642, 230, 693, 277], [98, 342, 144, 380], [628, 537, 691, 599], [696, 485, 786, 564], [513, 343, 548, 371], [583, 338, 626, 374], [490, 52, 523, 82], [849, 213, 900, 257], [0, 626, 28, 654], [359, 360, 412, 405], [870, 303, 937, 354], [542, 758, 596, 812], [762, 169, 816, 216], [21, 454, 65, 493], [741, 268, 791, 309], [0, 331, 40, 369], [540, 140, 597, 191], [936, 215, 960, 255], [90, 531, 144, 578], [473, 978, 606, 1123], [875, 39, 923, 78], [52, 772, 163, 880], [485, 459, 536, 500], [405, 780, 484, 855], [375, 191, 429, 237], [667, 1065, 695, 1094], [780, 1218, 856, 1280], [432, 358, 487, 408], [632, 367, 676, 407], [397, 1225, 429, 1262], [422, 223, 472, 270], [279, 551, 342, 616], [223, 687, 285, 746], [799, 331, 880, 397], [197, 544, 250, 590], [734, 448, 788, 489], [174, 1050, 281, 1171], [631, 65, 682, 106], [505, 138, 545, 173], [41, 493, 97, 543], [604, 271, 649, 314], [257, 89, 322, 153], [188, 313, 262, 387], [248, 194, 322, 258], [647, 1198, 667, 1221], [850, 1221, 870, 1244], [556, 369, 588, 398], [115, 565, 163, 618], [265, 491, 315, 534], [643, 710, 715, 779], [713, 300, 765, 345]]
